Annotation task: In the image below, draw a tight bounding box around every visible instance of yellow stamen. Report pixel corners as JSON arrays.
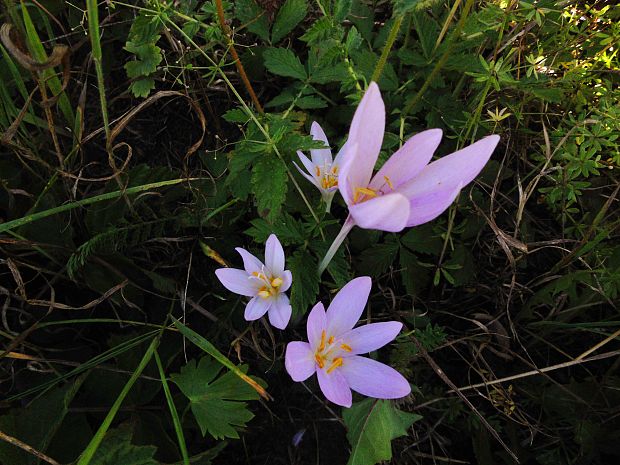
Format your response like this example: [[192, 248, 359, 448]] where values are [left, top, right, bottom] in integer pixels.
[[257, 289, 270, 299], [328, 336, 335, 345], [326, 357, 343, 374], [315, 166, 321, 177], [353, 187, 378, 203], [271, 277, 283, 288], [340, 343, 352, 352], [315, 354, 324, 369], [384, 175, 394, 190], [318, 330, 327, 352], [252, 271, 266, 280], [332, 165, 339, 174]]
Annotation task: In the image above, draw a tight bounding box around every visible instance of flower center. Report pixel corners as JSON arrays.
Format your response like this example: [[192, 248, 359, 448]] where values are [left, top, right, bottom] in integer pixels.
[[352, 176, 395, 204], [252, 271, 282, 299], [317, 164, 339, 190], [314, 330, 352, 373]]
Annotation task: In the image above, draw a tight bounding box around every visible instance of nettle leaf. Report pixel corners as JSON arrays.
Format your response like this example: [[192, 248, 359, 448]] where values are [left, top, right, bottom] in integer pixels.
[[251, 154, 288, 220], [289, 248, 319, 319], [245, 213, 307, 245], [344, 399, 421, 465], [334, 0, 352, 22], [272, 0, 308, 43], [400, 225, 442, 255], [358, 236, 400, 276], [171, 357, 262, 440], [235, 0, 270, 41], [296, 95, 328, 109], [263, 48, 307, 80], [90, 424, 157, 465]]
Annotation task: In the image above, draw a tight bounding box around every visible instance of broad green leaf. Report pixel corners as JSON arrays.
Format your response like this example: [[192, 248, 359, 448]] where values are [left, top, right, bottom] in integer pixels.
[[295, 95, 327, 109], [289, 248, 320, 319], [89, 424, 157, 465], [251, 154, 288, 220], [357, 237, 400, 276], [400, 225, 442, 255], [334, 0, 352, 22], [272, 0, 308, 43], [129, 78, 155, 98], [171, 357, 262, 440], [0, 378, 84, 465], [245, 213, 307, 245], [235, 0, 270, 41], [263, 48, 307, 80], [344, 399, 422, 465]]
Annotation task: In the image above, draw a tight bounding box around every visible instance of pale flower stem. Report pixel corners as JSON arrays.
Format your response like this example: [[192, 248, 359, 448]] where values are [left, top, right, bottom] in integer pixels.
[[322, 194, 334, 214], [318, 216, 355, 276]]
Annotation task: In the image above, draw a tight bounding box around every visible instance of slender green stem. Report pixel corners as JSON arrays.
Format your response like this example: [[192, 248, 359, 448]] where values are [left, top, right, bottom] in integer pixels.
[[86, 0, 110, 147], [371, 15, 404, 83], [318, 216, 355, 276]]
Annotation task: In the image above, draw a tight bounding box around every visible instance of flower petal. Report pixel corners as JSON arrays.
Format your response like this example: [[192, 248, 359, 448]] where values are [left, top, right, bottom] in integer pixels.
[[341, 322, 403, 355], [326, 276, 371, 336], [280, 270, 293, 293], [235, 247, 264, 274], [307, 302, 327, 350], [285, 341, 316, 382], [343, 82, 385, 201], [316, 367, 352, 407], [340, 356, 411, 399], [335, 142, 359, 204], [406, 184, 461, 227], [400, 135, 500, 197], [293, 161, 321, 189], [268, 294, 292, 329], [297, 151, 317, 176], [310, 121, 333, 166], [369, 128, 442, 191], [215, 268, 256, 296], [244, 296, 272, 320], [348, 192, 410, 232], [265, 234, 285, 276]]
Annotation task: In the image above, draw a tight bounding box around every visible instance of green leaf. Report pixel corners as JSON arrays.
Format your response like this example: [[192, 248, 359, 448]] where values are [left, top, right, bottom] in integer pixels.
[[129, 78, 155, 98], [171, 357, 261, 440], [289, 248, 320, 319], [310, 63, 349, 84], [272, 0, 308, 43], [334, 0, 352, 22], [400, 225, 442, 255], [235, 0, 270, 41], [251, 154, 288, 220], [358, 237, 400, 276], [245, 213, 307, 245], [89, 424, 157, 465], [263, 48, 307, 80], [296, 95, 327, 109], [124, 42, 162, 77], [344, 399, 421, 465]]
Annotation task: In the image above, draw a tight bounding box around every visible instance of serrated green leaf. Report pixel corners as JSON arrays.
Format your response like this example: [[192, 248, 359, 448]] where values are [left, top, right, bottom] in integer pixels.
[[272, 0, 308, 43], [344, 399, 421, 465], [263, 48, 307, 80], [358, 237, 399, 276], [400, 225, 442, 255], [251, 154, 288, 220], [222, 107, 252, 123], [90, 424, 157, 465], [245, 213, 307, 245], [310, 63, 349, 84], [129, 78, 155, 98], [334, 0, 352, 22], [300, 17, 335, 43], [289, 248, 319, 319], [171, 357, 261, 440], [235, 0, 270, 41], [296, 95, 327, 109]]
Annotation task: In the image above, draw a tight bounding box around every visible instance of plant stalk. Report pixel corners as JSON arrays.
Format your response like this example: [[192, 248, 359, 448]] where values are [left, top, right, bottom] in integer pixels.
[[318, 216, 355, 275]]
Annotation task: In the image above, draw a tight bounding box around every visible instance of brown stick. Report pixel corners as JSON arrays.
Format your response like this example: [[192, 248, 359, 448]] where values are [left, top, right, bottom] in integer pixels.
[[214, 0, 264, 114], [0, 430, 61, 465]]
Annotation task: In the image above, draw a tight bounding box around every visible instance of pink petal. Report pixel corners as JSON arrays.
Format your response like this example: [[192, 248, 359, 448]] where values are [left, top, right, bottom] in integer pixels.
[[235, 247, 264, 274], [215, 268, 256, 296], [326, 277, 371, 336], [340, 356, 411, 399], [406, 184, 461, 227], [285, 341, 316, 382], [293, 161, 321, 189], [297, 151, 316, 176], [310, 121, 332, 166], [348, 192, 410, 232], [343, 83, 385, 201], [335, 142, 359, 205], [340, 322, 403, 355], [265, 234, 285, 276], [316, 367, 352, 407], [400, 135, 500, 197], [368, 128, 442, 191], [244, 296, 272, 320], [268, 294, 292, 329], [307, 302, 327, 350], [280, 270, 292, 293]]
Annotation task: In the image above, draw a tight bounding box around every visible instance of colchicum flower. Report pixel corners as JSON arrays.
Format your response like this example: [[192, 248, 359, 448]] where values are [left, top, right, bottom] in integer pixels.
[[215, 234, 292, 329], [294, 122, 345, 211], [319, 82, 500, 273], [284, 277, 410, 407]]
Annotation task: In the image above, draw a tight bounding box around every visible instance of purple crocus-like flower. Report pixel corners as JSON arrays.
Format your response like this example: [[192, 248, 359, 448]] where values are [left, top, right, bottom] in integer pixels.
[[318, 82, 500, 273], [215, 234, 292, 329], [294, 122, 345, 210], [284, 277, 410, 407]]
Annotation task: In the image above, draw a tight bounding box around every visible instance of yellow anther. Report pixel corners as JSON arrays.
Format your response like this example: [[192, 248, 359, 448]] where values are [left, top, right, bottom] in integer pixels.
[[271, 277, 283, 288], [340, 343, 352, 352], [326, 357, 343, 374], [353, 187, 378, 203], [257, 289, 270, 299], [328, 336, 335, 345], [315, 354, 324, 369], [252, 271, 266, 280], [318, 330, 327, 352], [383, 175, 394, 190], [315, 166, 321, 177], [332, 165, 339, 174]]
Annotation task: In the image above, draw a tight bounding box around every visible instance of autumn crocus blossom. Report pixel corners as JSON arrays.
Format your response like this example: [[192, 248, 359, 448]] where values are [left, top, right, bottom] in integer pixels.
[[285, 277, 410, 407], [318, 82, 500, 273], [294, 122, 345, 211], [215, 234, 292, 329]]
